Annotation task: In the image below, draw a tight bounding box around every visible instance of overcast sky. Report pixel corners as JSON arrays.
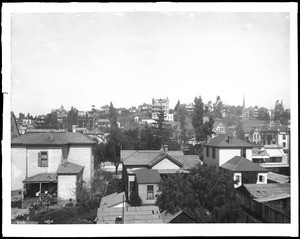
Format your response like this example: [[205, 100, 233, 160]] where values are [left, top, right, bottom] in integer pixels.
[[11, 10, 291, 116]]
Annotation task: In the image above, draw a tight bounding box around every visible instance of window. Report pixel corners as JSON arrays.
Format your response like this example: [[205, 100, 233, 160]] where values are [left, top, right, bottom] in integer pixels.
[[147, 185, 154, 199], [206, 147, 209, 157], [212, 148, 216, 159], [235, 175, 241, 184], [38, 151, 48, 167], [241, 148, 246, 158], [283, 135, 286, 140], [283, 142, 286, 148], [259, 175, 265, 182]]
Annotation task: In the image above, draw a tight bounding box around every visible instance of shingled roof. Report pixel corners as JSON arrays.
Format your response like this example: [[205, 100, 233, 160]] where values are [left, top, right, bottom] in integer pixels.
[[134, 168, 162, 184], [97, 205, 163, 224], [204, 134, 253, 148], [56, 161, 84, 175], [240, 183, 290, 201], [11, 131, 95, 146], [23, 173, 57, 183], [100, 192, 127, 209], [220, 156, 268, 172]]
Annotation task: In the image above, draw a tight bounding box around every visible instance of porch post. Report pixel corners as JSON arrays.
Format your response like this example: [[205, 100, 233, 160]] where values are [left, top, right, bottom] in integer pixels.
[[40, 182, 42, 196]]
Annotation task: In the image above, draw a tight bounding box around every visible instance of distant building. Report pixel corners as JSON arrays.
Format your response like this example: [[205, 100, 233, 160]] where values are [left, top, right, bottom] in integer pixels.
[[151, 97, 170, 116], [100, 105, 110, 114], [220, 156, 268, 188], [203, 134, 253, 171], [51, 105, 68, 123]]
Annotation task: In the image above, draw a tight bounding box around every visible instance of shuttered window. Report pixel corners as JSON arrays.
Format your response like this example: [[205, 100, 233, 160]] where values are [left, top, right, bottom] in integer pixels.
[[38, 151, 48, 167]]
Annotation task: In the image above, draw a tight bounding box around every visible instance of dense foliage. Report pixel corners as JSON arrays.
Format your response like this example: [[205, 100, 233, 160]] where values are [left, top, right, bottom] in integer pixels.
[[156, 165, 247, 223]]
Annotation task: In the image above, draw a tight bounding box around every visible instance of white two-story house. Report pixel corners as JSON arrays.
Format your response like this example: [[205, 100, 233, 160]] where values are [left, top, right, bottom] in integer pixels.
[[11, 129, 95, 201], [203, 134, 253, 171]]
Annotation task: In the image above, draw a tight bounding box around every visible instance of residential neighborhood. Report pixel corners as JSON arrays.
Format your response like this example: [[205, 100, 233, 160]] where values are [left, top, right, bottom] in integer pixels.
[[10, 95, 292, 225], [4, 5, 297, 237]]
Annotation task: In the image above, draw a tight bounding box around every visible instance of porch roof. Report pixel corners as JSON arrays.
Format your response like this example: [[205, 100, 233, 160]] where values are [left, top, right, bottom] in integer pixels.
[[23, 173, 57, 183]]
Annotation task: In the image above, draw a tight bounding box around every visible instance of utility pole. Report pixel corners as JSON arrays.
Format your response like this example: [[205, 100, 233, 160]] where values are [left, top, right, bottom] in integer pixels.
[[122, 195, 125, 224]]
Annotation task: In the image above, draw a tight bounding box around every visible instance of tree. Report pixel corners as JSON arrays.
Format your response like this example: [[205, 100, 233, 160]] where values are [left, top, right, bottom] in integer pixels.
[[274, 100, 284, 122], [140, 123, 155, 150], [257, 107, 270, 121], [128, 190, 142, 207], [152, 110, 172, 149], [18, 112, 25, 120], [156, 165, 246, 223], [109, 102, 118, 128], [67, 107, 78, 132], [202, 116, 215, 143], [43, 113, 58, 129], [235, 123, 245, 141], [174, 100, 181, 112], [192, 96, 205, 142], [213, 95, 223, 119], [106, 127, 122, 172]]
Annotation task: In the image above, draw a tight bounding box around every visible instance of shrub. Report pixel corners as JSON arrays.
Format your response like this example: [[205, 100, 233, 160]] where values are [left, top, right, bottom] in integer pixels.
[[128, 191, 142, 206]]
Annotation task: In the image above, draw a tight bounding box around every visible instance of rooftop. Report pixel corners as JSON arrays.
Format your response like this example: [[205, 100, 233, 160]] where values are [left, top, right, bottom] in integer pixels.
[[100, 192, 127, 209], [220, 156, 268, 172], [161, 208, 198, 223], [11, 131, 95, 146], [23, 173, 57, 183], [204, 134, 253, 148], [97, 205, 163, 224], [134, 168, 162, 184], [56, 161, 84, 175], [240, 183, 290, 200]]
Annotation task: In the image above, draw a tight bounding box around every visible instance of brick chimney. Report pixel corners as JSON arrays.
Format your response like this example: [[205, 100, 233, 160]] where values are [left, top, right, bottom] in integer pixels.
[[163, 145, 168, 154]]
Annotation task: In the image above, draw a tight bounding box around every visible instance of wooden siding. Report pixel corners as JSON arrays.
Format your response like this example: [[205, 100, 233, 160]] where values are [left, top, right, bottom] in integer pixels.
[[151, 158, 180, 170], [138, 184, 159, 205], [27, 148, 62, 178], [11, 147, 27, 190], [68, 146, 93, 182]]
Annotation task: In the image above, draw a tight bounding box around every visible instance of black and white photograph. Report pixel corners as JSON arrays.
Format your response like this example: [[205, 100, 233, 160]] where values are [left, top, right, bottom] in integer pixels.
[[2, 2, 298, 237]]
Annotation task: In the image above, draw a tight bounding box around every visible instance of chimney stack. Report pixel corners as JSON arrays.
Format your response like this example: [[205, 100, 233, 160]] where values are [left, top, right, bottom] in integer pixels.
[[163, 145, 168, 154]]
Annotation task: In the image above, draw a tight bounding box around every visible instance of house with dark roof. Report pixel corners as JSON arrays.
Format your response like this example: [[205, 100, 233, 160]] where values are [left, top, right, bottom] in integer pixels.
[[11, 130, 96, 201], [121, 145, 201, 201], [203, 134, 253, 171], [220, 156, 269, 188]]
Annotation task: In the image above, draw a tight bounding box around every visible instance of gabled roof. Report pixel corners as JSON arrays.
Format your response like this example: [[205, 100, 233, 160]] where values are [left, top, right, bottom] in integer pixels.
[[11, 131, 95, 146], [100, 192, 127, 209], [134, 168, 161, 184], [121, 150, 184, 165], [173, 155, 201, 170], [161, 208, 198, 223], [23, 173, 57, 183], [97, 205, 163, 224], [204, 134, 253, 148], [220, 156, 268, 172], [56, 161, 84, 175], [149, 154, 183, 168]]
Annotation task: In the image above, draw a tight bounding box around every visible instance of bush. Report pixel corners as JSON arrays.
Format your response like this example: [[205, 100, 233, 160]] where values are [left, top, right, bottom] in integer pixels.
[[128, 191, 142, 206], [76, 181, 101, 212]]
